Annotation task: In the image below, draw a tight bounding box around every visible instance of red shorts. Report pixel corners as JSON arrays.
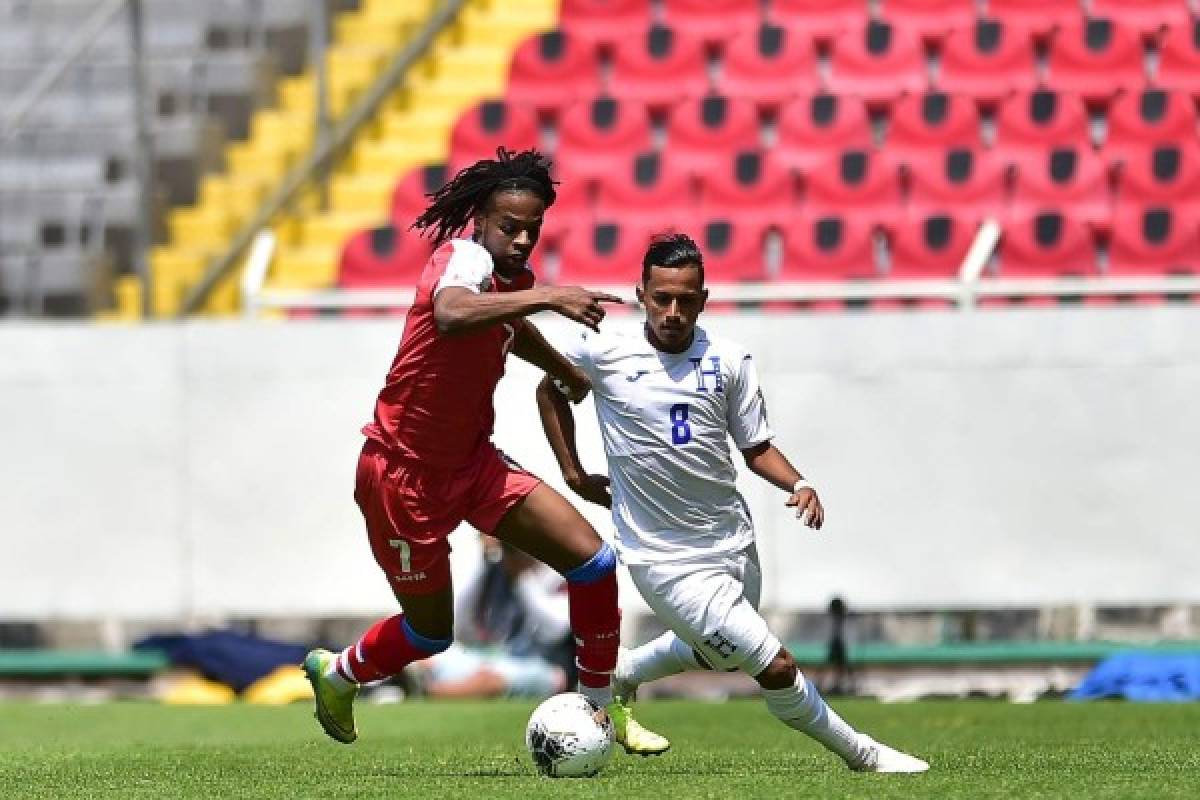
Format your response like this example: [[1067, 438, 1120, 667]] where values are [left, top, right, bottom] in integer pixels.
[[354, 439, 542, 595]]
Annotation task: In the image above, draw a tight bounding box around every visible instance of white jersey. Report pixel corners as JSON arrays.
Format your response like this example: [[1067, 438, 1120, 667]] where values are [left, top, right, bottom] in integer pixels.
[[556, 325, 774, 565]]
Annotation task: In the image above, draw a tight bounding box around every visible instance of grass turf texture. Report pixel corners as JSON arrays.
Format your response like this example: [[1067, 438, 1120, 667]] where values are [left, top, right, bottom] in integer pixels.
[[2, 699, 1197, 798]]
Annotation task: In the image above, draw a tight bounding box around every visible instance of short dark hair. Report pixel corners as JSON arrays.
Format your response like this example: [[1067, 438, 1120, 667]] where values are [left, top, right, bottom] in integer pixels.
[[641, 232, 704, 285]]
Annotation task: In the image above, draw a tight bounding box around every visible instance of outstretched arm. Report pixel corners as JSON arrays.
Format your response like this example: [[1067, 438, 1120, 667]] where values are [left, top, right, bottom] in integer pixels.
[[741, 440, 824, 530], [513, 323, 590, 402], [536, 376, 612, 509], [433, 285, 623, 336]]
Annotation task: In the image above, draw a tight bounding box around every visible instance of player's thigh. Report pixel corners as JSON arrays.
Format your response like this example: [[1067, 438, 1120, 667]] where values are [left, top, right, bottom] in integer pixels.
[[490, 483, 604, 575], [629, 558, 780, 675]]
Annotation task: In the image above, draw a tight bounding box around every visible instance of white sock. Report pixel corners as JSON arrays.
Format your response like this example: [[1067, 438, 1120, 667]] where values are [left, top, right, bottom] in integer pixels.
[[577, 683, 613, 707], [762, 672, 870, 767], [323, 649, 358, 692], [618, 633, 703, 690]]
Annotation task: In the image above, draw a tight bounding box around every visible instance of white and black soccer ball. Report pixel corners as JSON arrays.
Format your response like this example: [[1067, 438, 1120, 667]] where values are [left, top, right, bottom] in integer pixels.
[[524, 692, 615, 778]]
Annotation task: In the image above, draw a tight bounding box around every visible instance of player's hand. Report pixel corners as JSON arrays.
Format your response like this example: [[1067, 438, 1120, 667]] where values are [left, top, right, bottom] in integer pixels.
[[553, 365, 591, 404], [786, 488, 824, 530], [568, 473, 612, 509], [545, 286, 624, 332]]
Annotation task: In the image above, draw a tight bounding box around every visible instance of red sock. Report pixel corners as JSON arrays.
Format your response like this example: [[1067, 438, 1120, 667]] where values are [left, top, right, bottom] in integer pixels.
[[567, 570, 621, 689], [336, 614, 449, 684]]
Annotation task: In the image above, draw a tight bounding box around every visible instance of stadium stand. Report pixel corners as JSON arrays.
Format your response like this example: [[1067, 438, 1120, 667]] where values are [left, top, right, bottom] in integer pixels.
[[774, 94, 874, 174], [661, 0, 762, 47], [885, 91, 982, 165], [1108, 207, 1200, 277], [593, 151, 694, 231], [1010, 146, 1112, 230], [888, 213, 977, 279], [826, 19, 929, 110], [608, 24, 711, 111], [1155, 18, 1200, 99], [994, 90, 1092, 163], [804, 150, 904, 228], [936, 18, 1038, 107], [665, 94, 762, 176], [506, 30, 602, 114], [986, 0, 1082, 41], [995, 211, 1097, 278], [1115, 143, 1200, 220], [906, 148, 1009, 220], [697, 151, 796, 229], [780, 214, 878, 281], [718, 24, 820, 113], [767, 0, 870, 47], [1103, 89, 1200, 169], [1044, 16, 1146, 106], [555, 96, 655, 183]]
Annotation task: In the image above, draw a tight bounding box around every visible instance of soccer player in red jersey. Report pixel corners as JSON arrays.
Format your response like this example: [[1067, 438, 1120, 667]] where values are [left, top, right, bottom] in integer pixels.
[[303, 148, 668, 755]]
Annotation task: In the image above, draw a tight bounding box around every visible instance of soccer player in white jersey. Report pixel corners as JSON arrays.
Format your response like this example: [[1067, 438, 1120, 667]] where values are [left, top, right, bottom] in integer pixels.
[[536, 233, 929, 773]]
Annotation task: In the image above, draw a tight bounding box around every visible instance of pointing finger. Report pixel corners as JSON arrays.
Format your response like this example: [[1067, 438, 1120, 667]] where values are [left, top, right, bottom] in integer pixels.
[[593, 293, 626, 304]]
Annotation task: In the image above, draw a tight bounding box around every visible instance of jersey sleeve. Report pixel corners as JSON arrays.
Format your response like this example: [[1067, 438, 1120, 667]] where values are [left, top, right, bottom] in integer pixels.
[[727, 351, 774, 450], [433, 239, 494, 296], [553, 328, 597, 381]]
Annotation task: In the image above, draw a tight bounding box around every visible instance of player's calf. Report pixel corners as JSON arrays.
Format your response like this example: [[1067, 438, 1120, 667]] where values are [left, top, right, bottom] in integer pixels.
[[564, 542, 620, 707]]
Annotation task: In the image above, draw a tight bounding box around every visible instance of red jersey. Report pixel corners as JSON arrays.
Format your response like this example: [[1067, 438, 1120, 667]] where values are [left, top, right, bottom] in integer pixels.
[[362, 239, 535, 468]]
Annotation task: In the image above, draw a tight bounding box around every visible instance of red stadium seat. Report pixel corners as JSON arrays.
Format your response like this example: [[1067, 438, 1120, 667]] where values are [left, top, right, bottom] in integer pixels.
[[665, 94, 762, 176], [391, 164, 449, 226], [827, 20, 929, 110], [1156, 19, 1200, 99], [539, 171, 592, 251], [1103, 89, 1199, 168], [1090, 0, 1192, 41], [994, 90, 1091, 164], [1108, 206, 1200, 275], [1115, 143, 1200, 218], [507, 31, 602, 114], [937, 19, 1039, 107], [689, 217, 770, 282], [697, 150, 796, 228], [781, 213, 878, 280], [662, 0, 763, 47], [887, 213, 976, 279], [907, 148, 1008, 220], [559, 0, 653, 51], [337, 225, 434, 288], [768, 0, 870, 47], [555, 219, 652, 284], [885, 91, 981, 164], [1045, 17, 1146, 106], [997, 212, 1097, 277], [986, 0, 1084, 41], [594, 151, 694, 229], [775, 94, 873, 174], [448, 100, 540, 174], [804, 149, 903, 226], [1010, 146, 1112, 229], [555, 96, 653, 183], [719, 24, 819, 113], [878, 0, 977, 44], [609, 24, 710, 110]]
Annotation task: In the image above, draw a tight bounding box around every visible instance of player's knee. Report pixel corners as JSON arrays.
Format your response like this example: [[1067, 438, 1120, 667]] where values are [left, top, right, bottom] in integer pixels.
[[563, 541, 616, 585], [402, 617, 453, 655], [754, 647, 798, 690]]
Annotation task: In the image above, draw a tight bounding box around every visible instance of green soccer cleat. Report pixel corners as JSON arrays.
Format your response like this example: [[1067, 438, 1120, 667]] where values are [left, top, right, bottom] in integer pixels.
[[608, 697, 671, 757], [302, 649, 358, 744]]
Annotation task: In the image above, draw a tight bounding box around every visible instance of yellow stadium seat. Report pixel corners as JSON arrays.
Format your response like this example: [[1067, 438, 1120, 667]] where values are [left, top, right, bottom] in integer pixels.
[[335, 12, 412, 50], [331, 174, 396, 215], [250, 110, 314, 158], [379, 106, 460, 144], [151, 276, 186, 317], [397, 75, 503, 117], [112, 275, 144, 320], [355, 137, 446, 175], [201, 272, 242, 315], [150, 246, 210, 284], [168, 208, 236, 250], [301, 211, 383, 249], [226, 142, 291, 183], [269, 245, 341, 289], [327, 48, 388, 94], [424, 43, 514, 83], [455, 4, 556, 48], [279, 75, 316, 117], [199, 174, 271, 222], [360, 0, 436, 26]]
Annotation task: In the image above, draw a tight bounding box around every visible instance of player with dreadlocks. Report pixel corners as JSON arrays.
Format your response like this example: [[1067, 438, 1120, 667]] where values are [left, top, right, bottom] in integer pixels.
[[304, 148, 669, 757]]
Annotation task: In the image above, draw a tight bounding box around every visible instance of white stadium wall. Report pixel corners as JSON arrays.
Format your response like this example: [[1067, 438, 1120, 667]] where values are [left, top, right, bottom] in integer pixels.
[[1, 309, 1198, 621]]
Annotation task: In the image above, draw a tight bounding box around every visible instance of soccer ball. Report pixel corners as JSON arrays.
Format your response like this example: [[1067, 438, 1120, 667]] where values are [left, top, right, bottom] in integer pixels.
[[524, 692, 615, 778]]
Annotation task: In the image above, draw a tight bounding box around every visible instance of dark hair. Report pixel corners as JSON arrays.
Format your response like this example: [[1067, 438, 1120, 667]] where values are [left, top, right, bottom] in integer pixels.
[[412, 147, 557, 245], [641, 232, 704, 285]]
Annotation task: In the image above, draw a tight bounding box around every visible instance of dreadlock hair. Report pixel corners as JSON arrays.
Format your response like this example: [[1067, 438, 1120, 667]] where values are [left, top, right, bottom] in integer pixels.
[[411, 147, 557, 245]]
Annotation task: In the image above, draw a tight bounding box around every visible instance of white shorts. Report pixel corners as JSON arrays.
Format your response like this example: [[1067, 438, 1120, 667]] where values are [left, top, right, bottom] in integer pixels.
[[626, 543, 781, 677]]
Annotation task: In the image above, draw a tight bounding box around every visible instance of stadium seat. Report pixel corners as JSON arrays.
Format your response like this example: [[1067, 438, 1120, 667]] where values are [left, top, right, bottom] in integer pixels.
[[885, 91, 981, 165], [689, 218, 770, 282], [994, 90, 1091, 164], [559, 0, 653, 51], [719, 24, 820, 114], [1115, 143, 1200, 219], [780, 214, 878, 280], [768, 0, 871, 47], [997, 211, 1097, 277], [391, 164, 449, 226], [609, 24, 711, 111], [887, 213, 977, 279], [1010, 146, 1112, 229], [827, 20, 929, 110], [507, 31, 602, 114], [665, 94, 762, 176], [775, 94, 873, 174], [878, 0, 977, 45], [1103, 89, 1199, 169], [907, 148, 1009, 220], [1108, 207, 1200, 275], [555, 219, 653, 284], [986, 0, 1085, 41], [698, 150, 796, 229], [336, 225, 434, 288], [539, 172, 592, 251], [1156, 19, 1200, 99], [1089, 0, 1192, 41], [448, 100, 541, 174], [594, 151, 694, 230], [804, 150, 903, 227], [555, 96, 653, 183], [662, 0, 763, 47], [937, 19, 1039, 107], [1045, 17, 1146, 106]]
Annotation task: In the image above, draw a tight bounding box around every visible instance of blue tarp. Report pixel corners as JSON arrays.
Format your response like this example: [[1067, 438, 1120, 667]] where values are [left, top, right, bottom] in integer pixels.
[[134, 629, 308, 692], [1070, 651, 1200, 702]]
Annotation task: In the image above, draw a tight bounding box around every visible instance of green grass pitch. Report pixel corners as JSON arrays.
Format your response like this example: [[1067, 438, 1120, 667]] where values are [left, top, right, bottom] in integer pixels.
[[2, 698, 1197, 798]]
